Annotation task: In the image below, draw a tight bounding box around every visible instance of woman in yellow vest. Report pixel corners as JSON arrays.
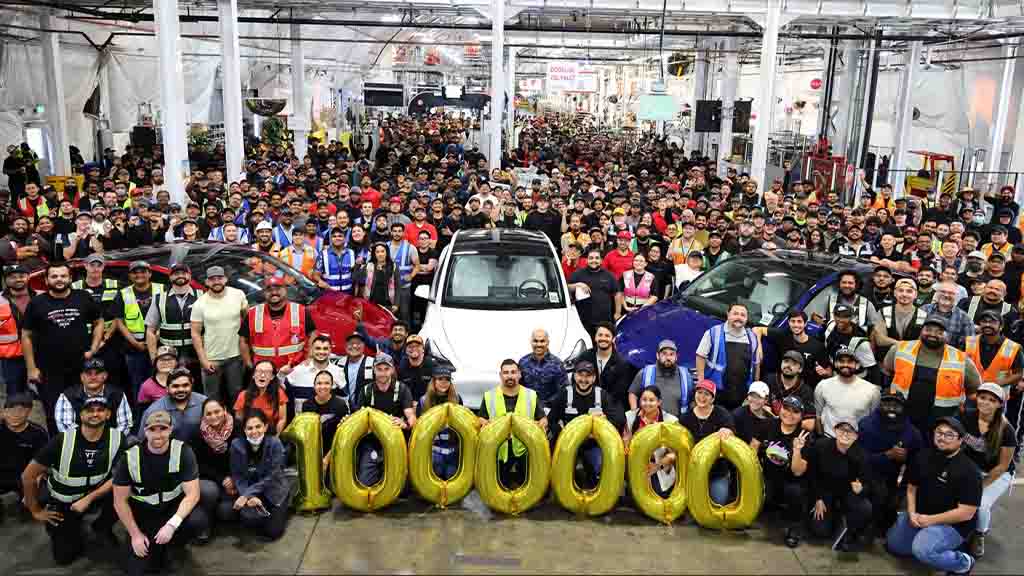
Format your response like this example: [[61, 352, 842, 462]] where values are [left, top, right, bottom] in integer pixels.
[[476, 359, 547, 488]]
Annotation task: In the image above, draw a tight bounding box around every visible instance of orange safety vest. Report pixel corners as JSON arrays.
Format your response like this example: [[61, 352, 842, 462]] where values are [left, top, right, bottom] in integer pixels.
[[891, 340, 967, 410], [0, 296, 22, 358], [981, 242, 1012, 260], [965, 335, 1021, 385], [248, 302, 307, 369], [279, 244, 316, 276]]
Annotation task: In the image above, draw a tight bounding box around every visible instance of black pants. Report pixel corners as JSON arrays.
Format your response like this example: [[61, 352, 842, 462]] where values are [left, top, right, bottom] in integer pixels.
[[239, 499, 289, 541], [498, 454, 528, 489], [809, 492, 873, 540], [40, 489, 117, 566], [121, 500, 208, 576], [868, 472, 903, 535], [765, 476, 807, 529]]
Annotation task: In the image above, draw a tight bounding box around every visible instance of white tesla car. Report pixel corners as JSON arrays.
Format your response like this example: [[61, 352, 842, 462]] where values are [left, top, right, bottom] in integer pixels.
[[414, 229, 592, 408]]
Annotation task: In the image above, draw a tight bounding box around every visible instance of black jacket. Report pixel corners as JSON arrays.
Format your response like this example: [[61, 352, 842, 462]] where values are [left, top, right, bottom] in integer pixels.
[[579, 347, 638, 407]]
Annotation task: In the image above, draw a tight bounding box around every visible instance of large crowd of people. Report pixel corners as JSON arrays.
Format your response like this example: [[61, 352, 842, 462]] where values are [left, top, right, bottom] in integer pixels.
[[0, 112, 1020, 575]]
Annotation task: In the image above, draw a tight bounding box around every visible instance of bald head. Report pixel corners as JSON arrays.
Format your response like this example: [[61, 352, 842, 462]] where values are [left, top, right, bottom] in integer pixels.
[[531, 329, 550, 358]]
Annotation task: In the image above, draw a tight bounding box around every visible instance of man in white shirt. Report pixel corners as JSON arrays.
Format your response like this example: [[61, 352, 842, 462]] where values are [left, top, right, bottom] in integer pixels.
[[814, 346, 881, 438], [287, 333, 346, 413], [190, 266, 248, 407]]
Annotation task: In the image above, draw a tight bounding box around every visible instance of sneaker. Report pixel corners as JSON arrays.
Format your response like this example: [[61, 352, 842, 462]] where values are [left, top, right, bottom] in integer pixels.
[[784, 527, 801, 548], [193, 528, 211, 546], [968, 532, 985, 558], [949, 553, 975, 575]]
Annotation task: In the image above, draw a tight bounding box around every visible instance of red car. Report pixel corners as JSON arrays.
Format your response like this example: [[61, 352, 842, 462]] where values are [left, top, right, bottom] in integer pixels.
[[28, 242, 394, 354]]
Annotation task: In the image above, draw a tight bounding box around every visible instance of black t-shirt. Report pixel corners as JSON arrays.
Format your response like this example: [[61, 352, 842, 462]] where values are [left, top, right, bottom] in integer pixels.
[[113, 442, 199, 511], [679, 405, 735, 444], [803, 437, 869, 503], [0, 422, 48, 477], [398, 357, 434, 400], [907, 448, 982, 538], [731, 405, 775, 444], [302, 395, 351, 450], [961, 411, 1017, 473], [358, 381, 414, 418], [764, 328, 830, 388], [569, 267, 619, 326], [758, 422, 805, 484], [412, 247, 438, 289], [764, 373, 817, 420], [23, 290, 101, 371], [238, 305, 317, 339], [35, 428, 126, 483]]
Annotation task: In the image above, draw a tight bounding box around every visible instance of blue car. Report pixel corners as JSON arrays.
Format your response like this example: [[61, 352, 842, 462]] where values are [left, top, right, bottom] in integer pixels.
[[614, 249, 880, 373]]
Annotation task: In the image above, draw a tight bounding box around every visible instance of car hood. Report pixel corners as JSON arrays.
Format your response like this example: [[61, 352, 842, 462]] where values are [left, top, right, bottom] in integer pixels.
[[308, 291, 394, 355], [434, 307, 570, 371], [615, 299, 721, 370]]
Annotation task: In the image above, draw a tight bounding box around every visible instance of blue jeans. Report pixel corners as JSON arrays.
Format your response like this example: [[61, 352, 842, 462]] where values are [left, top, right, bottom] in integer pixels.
[[432, 452, 459, 481], [1, 356, 26, 396], [886, 512, 971, 573], [977, 471, 1012, 533], [580, 441, 603, 480], [710, 471, 733, 506]]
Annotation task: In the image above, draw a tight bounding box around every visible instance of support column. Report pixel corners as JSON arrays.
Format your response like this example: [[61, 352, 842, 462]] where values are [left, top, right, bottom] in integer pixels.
[[488, 0, 505, 171], [750, 0, 782, 190], [857, 29, 883, 171], [291, 23, 308, 161], [154, 0, 189, 205], [719, 37, 739, 177], [892, 41, 922, 199], [831, 41, 859, 157], [40, 12, 70, 177], [506, 48, 516, 149], [219, 0, 244, 181], [688, 39, 708, 153], [988, 42, 1017, 184]]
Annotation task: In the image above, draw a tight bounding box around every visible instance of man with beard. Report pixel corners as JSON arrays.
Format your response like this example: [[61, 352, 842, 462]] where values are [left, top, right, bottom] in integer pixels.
[[578, 322, 636, 406], [251, 221, 281, 258], [627, 339, 693, 417], [388, 222, 420, 325], [824, 304, 879, 385], [886, 417, 982, 575], [353, 354, 416, 486], [0, 215, 49, 270], [727, 219, 761, 255], [0, 265, 34, 395], [287, 334, 346, 413], [54, 358, 132, 434], [915, 267, 937, 307], [140, 368, 208, 444], [884, 316, 980, 434], [113, 262, 165, 404], [958, 279, 1018, 330], [354, 306, 409, 367], [23, 263, 103, 432], [964, 311, 1022, 392], [872, 277, 927, 361], [755, 310, 830, 389], [477, 359, 547, 488], [239, 275, 316, 378], [397, 334, 433, 400], [145, 263, 201, 377], [702, 230, 730, 268], [272, 209, 294, 249], [568, 247, 619, 336], [868, 266, 895, 308], [695, 303, 761, 411], [764, 351, 817, 431], [858, 393, 925, 535], [22, 396, 125, 565], [833, 225, 874, 258], [314, 227, 356, 294], [814, 346, 881, 438], [331, 331, 375, 401], [813, 270, 882, 329], [190, 266, 248, 407]]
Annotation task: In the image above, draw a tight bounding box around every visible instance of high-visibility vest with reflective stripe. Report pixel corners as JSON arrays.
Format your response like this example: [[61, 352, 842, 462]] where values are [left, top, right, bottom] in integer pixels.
[[881, 305, 927, 341], [0, 295, 22, 358], [965, 336, 1021, 385], [391, 241, 414, 288], [965, 297, 1012, 323], [319, 248, 355, 292], [281, 245, 317, 276], [484, 386, 537, 462], [47, 428, 122, 503], [981, 242, 1012, 260], [559, 386, 603, 428], [157, 290, 199, 347], [704, 324, 758, 393], [121, 284, 165, 340], [126, 439, 184, 506], [826, 292, 869, 326], [891, 340, 967, 409], [364, 381, 401, 408], [73, 279, 119, 334], [249, 302, 307, 369], [622, 270, 655, 306]]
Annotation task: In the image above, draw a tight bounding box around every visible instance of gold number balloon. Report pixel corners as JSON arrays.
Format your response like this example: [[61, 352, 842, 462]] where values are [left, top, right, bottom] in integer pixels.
[[408, 403, 479, 508], [626, 421, 694, 524], [475, 414, 551, 515], [330, 408, 409, 512], [279, 413, 332, 513], [685, 434, 765, 530], [550, 415, 626, 517]]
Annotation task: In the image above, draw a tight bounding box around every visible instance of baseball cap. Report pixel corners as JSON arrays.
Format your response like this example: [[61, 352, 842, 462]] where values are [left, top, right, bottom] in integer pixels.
[[129, 260, 150, 272], [255, 221, 273, 232], [575, 360, 596, 374], [83, 357, 106, 371], [4, 264, 29, 276], [977, 382, 1006, 403], [880, 392, 906, 405], [833, 346, 859, 363], [748, 381, 770, 399], [977, 310, 1002, 324], [967, 250, 986, 260], [833, 303, 855, 317], [934, 416, 966, 437], [782, 350, 805, 367], [922, 315, 948, 330], [373, 353, 395, 367], [781, 396, 804, 412], [696, 379, 717, 397], [4, 392, 33, 409], [264, 275, 287, 287], [206, 265, 226, 278], [156, 345, 178, 359], [657, 339, 677, 352], [616, 230, 632, 240], [170, 262, 191, 273], [431, 364, 454, 378], [144, 410, 172, 430], [405, 334, 425, 347], [989, 252, 1007, 261], [834, 419, 859, 434], [80, 395, 110, 411]]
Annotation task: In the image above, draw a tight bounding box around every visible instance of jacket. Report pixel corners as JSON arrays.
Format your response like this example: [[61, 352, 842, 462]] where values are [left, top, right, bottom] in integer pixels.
[[229, 435, 290, 508], [579, 348, 637, 406]]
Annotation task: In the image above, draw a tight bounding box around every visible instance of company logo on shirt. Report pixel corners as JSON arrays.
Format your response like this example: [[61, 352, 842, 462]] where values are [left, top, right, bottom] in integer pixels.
[[46, 307, 82, 329], [84, 448, 98, 468]]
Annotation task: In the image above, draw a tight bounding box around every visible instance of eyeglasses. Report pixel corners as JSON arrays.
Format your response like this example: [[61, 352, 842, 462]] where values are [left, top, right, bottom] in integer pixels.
[[934, 430, 960, 440]]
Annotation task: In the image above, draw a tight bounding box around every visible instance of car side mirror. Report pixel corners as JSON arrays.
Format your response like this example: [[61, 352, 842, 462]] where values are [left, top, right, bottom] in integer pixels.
[[414, 284, 430, 300]]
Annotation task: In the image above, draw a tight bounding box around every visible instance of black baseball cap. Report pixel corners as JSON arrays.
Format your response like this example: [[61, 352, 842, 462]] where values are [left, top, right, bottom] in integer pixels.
[[83, 357, 106, 371], [80, 395, 110, 411], [4, 392, 33, 409], [934, 416, 966, 438], [781, 396, 804, 412]]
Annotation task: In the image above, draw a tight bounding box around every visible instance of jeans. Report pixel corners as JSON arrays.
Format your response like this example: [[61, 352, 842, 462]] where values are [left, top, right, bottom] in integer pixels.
[[1, 356, 26, 396], [239, 499, 289, 541], [581, 441, 603, 482], [765, 476, 808, 528], [123, 348, 151, 406], [198, 478, 239, 524], [710, 471, 733, 506], [202, 356, 245, 408], [357, 436, 385, 487], [886, 512, 971, 573], [977, 471, 1013, 533], [432, 451, 459, 481]]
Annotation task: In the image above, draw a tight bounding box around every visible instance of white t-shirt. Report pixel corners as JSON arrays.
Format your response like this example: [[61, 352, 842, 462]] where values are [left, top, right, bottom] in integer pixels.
[[814, 376, 881, 437], [190, 287, 248, 361], [696, 326, 760, 365], [287, 360, 347, 412]]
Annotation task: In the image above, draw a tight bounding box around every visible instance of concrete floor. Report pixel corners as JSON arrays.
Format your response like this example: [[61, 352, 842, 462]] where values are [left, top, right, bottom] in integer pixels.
[[1, 487, 1022, 575]]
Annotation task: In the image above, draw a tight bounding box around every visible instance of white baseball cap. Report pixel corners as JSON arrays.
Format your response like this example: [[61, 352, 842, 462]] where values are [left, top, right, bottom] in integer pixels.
[[255, 220, 273, 232], [748, 381, 770, 399]]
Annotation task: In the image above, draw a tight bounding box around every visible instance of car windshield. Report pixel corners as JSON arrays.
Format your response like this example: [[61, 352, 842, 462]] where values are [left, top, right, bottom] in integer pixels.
[[442, 250, 565, 310], [188, 250, 321, 305], [680, 258, 814, 326]]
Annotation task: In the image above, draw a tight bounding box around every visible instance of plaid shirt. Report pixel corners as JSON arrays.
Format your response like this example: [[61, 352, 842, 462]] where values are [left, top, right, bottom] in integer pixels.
[[922, 304, 976, 350], [518, 352, 568, 403], [54, 391, 133, 435]]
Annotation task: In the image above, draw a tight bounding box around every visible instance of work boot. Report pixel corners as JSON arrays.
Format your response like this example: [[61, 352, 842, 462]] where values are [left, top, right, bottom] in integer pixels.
[[969, 531, 985, 559], [784, 526, 801, 548]]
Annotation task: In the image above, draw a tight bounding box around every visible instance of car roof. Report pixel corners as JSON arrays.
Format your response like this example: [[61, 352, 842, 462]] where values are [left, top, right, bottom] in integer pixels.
[[452, 229, 553, 252], [733, 249, 879, 274]]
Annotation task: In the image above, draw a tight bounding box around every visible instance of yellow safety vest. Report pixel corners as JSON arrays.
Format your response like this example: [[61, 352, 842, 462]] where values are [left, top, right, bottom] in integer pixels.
[[125, 439, 184, 505], [484, 386, 537, 462], [73, 279, 119, 334], [121, 284, 165, 339]]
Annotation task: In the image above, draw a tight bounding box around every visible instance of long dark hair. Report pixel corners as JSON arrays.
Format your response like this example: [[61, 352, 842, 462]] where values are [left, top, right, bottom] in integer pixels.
[[370, 241, 394, 273], [242, 360, 283, 429]]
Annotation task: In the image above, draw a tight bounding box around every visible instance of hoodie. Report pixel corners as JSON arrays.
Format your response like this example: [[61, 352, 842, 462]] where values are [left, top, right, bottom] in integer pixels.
[[857, 409, 924, 480]]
